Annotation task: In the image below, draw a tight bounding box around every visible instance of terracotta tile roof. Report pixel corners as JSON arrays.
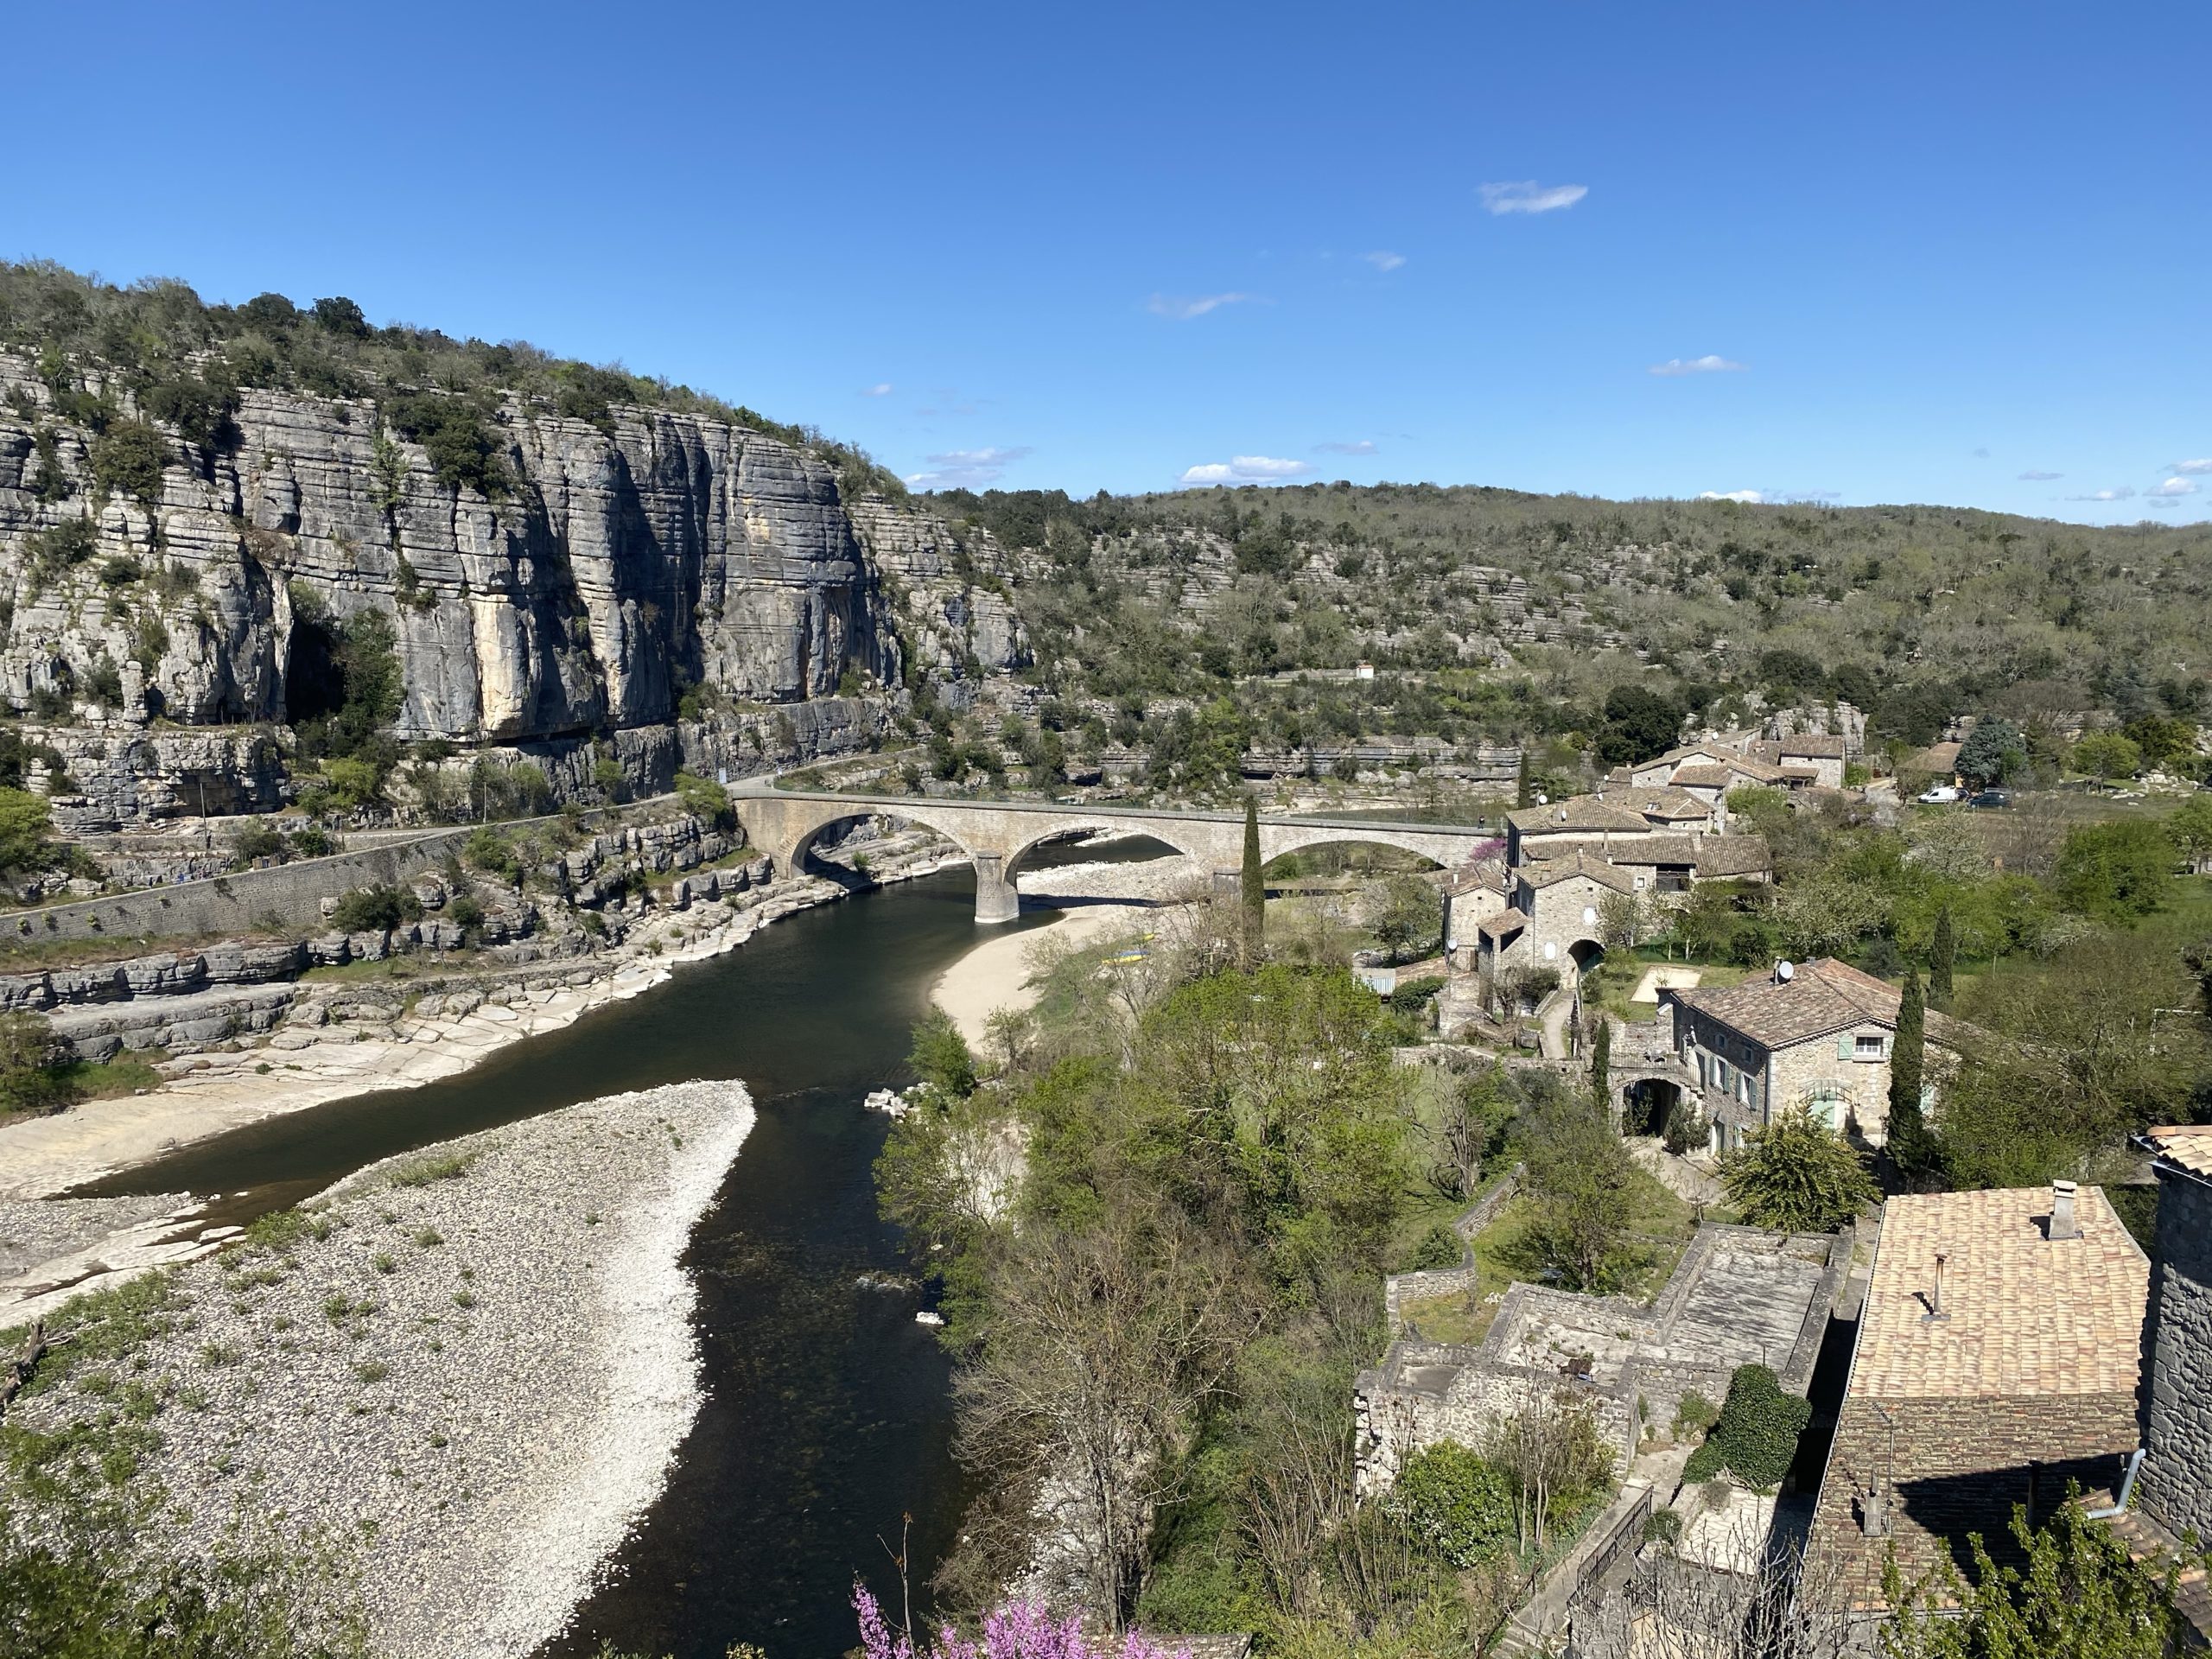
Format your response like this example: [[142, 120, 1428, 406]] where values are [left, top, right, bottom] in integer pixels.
[[1621, 785, 1714, 821], [1442, 858, 1509, 897], [1478, 906, 1530, 940], [1507, 796, 1651, 835], [1519, 851, 1637, 896], [1911, 741, 1962, 772], [1724, 755, 1794, 784], [1669, 763, 1734, 787], [1852, 1186, 2149, 1400], [2144, 1124, 2212, 1178], [1669, 956, 1897, 1048], [1694, 834, 1774, 877], [1777, 733, 1849, 758], [1804, 1185, 2150, 1611], [1604, 834, 1700, 867]]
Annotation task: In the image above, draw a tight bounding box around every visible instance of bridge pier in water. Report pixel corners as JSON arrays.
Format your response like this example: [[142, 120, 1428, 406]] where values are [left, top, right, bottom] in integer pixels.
[[971, 852, 1020, 925]]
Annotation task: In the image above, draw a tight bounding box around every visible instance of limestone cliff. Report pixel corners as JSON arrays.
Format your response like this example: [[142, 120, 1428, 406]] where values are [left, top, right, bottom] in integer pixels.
[[0, 352, 1027, 820]]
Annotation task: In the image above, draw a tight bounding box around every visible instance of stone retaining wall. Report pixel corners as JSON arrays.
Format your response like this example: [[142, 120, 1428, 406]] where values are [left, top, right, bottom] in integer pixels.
[[5, 828, 480, 946], [1382, 1166, 1522, 1329]]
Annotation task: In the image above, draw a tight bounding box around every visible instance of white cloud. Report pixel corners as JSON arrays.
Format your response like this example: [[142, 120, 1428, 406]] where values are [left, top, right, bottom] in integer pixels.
[[1314, 440, 1377, 455], [1700, 489, 1765, 504], [902, 445, 1033, 490], [1179, 454, 1313, 486], [861, 383, 893, 397], [1649, 354, 1745, 377], [2148, 476, 2200, 498], [1699, 486, 1836, 505], [2067, 486, 2136, 502], [1362, 251, 1405, 273], [2171, 458, 2212, 475], [2018, 470, 2063, 480], [1479, 181, 1588, 215], [1147, 291, 1256, 321]]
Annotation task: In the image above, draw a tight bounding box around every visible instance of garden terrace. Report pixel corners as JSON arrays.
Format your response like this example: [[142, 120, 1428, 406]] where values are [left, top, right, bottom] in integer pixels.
[[1357, 1224, 1847, 1498]]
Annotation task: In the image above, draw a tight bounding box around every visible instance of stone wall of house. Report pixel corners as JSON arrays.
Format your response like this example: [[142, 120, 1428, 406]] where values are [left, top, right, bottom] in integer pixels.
[[1769, 1029, 1891, 1144], [2139, 1167, 2212, 1541]]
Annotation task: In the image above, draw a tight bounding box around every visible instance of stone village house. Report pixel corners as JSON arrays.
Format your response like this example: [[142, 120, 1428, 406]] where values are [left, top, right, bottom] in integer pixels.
[[1441, 788, 1772, 1000], [1659, 957, 1955, 1155], [1802, 1184, 2151, 1644]]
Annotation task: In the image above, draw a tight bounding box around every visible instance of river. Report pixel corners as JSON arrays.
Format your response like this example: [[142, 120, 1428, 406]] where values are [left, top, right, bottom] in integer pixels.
[[77, 838, 1172, 1659]]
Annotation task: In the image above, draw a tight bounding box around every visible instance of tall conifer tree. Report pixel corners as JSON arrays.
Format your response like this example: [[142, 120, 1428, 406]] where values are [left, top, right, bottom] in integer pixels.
[[1929, 908, 1955, 1011], [1240, 795, 1264, 967], [1887, 968, 1936, 1180]]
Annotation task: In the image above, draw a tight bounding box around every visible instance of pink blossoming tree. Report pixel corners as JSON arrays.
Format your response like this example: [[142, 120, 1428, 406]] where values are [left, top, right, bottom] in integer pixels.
[[854, 1586, 1192, 1659]]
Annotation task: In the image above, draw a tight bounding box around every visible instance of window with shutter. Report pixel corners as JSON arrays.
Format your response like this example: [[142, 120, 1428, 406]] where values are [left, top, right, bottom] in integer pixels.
[[1836, 1035, 1853, 1060]]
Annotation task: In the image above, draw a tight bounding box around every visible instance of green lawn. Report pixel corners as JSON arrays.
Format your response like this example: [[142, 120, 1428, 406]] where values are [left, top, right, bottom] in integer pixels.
[[1580, 951, 1749, 1026]]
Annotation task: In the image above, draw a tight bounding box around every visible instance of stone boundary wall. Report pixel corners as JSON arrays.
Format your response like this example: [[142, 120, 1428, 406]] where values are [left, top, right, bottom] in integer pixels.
[[2, 795, 711, 948], [1382, 1166, 1522, 1329], [5, 828, 480, 946]]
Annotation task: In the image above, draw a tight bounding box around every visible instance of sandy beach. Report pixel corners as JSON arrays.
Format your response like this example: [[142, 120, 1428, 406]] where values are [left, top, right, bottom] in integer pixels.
[[930, 850, 1199, 1045]]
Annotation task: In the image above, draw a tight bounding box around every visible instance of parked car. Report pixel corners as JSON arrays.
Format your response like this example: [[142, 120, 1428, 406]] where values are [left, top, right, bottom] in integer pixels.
[[1916, 785, 1962, 804], [1968, 789, 2013, 809]]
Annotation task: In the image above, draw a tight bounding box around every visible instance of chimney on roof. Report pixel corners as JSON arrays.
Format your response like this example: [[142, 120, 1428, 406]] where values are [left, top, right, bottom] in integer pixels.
[[2050, 1179, 2080, 1242], [1922, 1252, 1950, 1324]]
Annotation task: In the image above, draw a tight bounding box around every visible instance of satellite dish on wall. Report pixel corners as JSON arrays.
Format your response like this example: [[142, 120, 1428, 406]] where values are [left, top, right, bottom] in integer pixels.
[[1535, 793, 1549, 805], [1777, 960, 1796, 982]]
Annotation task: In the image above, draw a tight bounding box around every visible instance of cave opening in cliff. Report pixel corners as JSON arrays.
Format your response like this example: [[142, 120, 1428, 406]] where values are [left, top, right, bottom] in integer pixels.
[[284, 594, 402, 760]]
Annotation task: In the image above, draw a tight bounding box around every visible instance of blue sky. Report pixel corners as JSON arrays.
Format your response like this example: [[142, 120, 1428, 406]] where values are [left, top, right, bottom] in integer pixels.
[[9, 1, 2207, 524]]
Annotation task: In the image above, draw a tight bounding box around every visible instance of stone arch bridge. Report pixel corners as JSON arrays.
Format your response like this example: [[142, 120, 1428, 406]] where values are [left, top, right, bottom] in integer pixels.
[[728, 784, 1502, 923]]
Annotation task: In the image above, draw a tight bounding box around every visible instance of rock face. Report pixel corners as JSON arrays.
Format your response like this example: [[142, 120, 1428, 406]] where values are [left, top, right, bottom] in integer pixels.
[[0, 353, 1023, 785]]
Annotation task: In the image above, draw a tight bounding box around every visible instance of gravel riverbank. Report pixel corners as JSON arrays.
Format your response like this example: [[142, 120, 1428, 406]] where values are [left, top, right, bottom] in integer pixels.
[[7, 1079, 755, 1659]]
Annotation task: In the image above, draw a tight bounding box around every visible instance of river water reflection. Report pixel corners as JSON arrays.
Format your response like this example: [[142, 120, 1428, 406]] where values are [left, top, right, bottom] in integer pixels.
[[84, 839, 1169, 1659]]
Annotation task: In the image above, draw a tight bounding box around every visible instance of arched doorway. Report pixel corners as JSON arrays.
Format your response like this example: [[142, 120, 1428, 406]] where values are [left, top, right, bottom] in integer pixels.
[[1623, 1076, 1683, 1138]]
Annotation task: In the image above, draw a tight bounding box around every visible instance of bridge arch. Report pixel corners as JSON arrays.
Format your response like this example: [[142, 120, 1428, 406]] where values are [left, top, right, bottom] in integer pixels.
[[784, 804, 979, 874], [1001, 822, 1199, 881]]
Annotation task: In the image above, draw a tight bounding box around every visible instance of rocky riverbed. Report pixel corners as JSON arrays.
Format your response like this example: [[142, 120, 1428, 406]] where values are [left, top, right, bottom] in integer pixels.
[[5, 1079, 755, 1659]]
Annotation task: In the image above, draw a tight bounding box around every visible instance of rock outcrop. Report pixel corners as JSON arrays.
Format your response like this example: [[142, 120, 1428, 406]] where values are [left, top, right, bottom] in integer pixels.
[[0, 353, 1026, 822]]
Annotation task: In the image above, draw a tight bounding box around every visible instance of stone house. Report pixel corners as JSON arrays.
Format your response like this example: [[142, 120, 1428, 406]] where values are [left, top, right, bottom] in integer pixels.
[[1472, 853, 1637, 990], [1624, 741, 1798, 798], [1746, 731, 1850, 789], [1505, 795, 1676, 868], [1661, 958, 1945, 1154], [2137, 1125, 2212, 1548], [1802, 1185, 2149, 1636]]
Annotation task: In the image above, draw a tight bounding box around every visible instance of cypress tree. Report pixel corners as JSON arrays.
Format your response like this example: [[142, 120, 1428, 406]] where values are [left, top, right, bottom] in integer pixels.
[[1516, 747, 1533, 809], [1887, 969, 1935, 1180], [1929, 907, 1955, 1012], [1590, 1018, 1612, 1116], [1240, 794, 1264, 967]]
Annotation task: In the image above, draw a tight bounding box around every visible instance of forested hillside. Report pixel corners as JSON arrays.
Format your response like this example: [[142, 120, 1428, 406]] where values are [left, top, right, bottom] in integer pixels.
[[932, 483, 2212, 774]]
